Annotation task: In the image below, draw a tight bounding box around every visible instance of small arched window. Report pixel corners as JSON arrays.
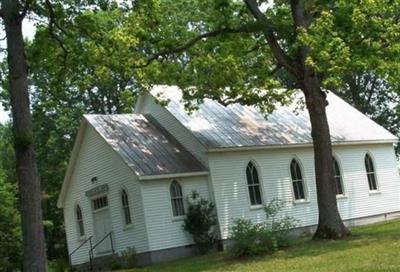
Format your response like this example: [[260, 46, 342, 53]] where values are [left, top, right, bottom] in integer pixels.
[[76, 205, 85, 237], [290, 159, 306, 200], [333, 157, 344, 195], [170, 180, 185, 216], [121, 189, 132, 225], [246, 162, 263, 206], [365, 153, 378, 190]]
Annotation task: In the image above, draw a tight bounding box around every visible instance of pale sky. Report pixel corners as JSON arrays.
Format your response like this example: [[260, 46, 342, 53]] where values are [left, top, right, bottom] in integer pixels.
[[0, 20, 36, 124]]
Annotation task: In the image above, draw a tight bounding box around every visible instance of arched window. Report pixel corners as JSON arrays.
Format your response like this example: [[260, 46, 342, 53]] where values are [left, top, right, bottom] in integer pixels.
[[333, 157, 344, 195], [290, 159, 306, 200], [76, 205, 85, 237], [170, 180, 185, 216], [365, 153, 378, 190], [246, 162, 263, 206], [121, 189, 132, 225]]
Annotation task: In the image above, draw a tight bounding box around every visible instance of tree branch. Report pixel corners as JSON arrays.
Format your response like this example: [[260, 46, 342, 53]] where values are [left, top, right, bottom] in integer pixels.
[[131, 26, 258, 69], [19, 0, 31, 19], [290, 0, 310, 71], [244, 0, 298, 76], [45, 0, 68, 66], [290, 0, 314, 28]]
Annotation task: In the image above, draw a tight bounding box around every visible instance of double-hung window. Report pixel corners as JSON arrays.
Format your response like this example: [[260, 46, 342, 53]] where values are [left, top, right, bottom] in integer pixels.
[[290, 159, 306, 200], [365, 154, 378, 191], [121, 189, 132, 225], [76, 205, 85, 237], [170, 180, 185, 217], [246, 162, 263, 206], [333, 157, 344, 195]]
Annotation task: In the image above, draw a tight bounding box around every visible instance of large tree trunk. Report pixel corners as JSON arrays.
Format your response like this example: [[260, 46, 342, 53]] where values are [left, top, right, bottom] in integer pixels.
[[2, 1, 48, 271], [302, 73, 350, 239], [244, 0, 350, 239]]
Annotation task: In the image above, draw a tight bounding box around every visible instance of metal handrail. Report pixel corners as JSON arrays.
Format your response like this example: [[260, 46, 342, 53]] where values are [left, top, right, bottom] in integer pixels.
[[89, 231, 114, 257], [69, 236, 93, 269]]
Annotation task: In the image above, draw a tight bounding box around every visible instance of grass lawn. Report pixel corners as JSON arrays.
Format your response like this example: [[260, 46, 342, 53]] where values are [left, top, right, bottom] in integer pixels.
[[120, 219, 400, 272]]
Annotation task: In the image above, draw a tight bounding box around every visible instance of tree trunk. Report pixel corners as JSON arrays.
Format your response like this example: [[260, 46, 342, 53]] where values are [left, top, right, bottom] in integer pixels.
[[301, 73, 350, 239], [2, 1, 48, 270], [244, 0, 350, 239]]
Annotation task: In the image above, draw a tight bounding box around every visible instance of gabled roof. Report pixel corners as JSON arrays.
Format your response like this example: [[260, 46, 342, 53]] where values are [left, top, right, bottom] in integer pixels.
[[85, 114, 206, 176], [58, 113, 206, 208], [150, 86, 397, 149]]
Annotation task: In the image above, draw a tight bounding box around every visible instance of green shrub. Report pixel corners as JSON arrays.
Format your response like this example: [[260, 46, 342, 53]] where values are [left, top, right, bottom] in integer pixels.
[[48, 258, 72, 272], [120, 247, 137, 268], [183, 191, 217, 254], [103, 254, 122, 270], [229, 199, 298, 257]]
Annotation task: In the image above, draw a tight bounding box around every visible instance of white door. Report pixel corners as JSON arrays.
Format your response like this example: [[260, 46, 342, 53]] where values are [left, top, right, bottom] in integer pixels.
[[92, 196, 113, 254]]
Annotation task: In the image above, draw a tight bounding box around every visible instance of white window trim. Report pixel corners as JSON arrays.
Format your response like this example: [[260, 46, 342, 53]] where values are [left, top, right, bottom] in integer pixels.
[[332, 154, 346, 197], [75, 203, 86, 241], [364, 152, 380, 192], [172, 215, 185, 222], [169, 180, 185, 218], [293, 199, 310, 205], [120, 187, 133, 228], [288, 156, 309, 203], [91, 194, 109, 213], [244, 159, 265, 209], [369, 190, 381, 195], [249, 204, 264, 211]]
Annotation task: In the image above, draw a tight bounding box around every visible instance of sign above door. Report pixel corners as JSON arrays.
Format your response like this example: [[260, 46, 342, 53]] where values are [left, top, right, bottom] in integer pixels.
[[85, 184, 109, 197]]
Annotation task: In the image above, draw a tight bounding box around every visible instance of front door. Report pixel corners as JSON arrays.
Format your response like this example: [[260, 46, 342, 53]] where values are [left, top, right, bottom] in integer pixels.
[[92, 195, 113, 254]]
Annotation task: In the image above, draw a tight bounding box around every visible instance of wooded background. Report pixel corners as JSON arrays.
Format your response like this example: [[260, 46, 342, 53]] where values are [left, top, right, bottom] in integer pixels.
[[0, 0, 399, 270]]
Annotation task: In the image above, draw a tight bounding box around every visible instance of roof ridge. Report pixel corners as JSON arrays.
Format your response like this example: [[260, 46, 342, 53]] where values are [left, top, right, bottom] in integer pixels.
[[148, 85, 397, 149], [84, 113, 140, 117]]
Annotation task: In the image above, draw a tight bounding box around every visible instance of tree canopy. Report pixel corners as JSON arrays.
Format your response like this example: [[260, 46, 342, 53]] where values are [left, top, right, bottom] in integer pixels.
[[0, 0, 399, 267]]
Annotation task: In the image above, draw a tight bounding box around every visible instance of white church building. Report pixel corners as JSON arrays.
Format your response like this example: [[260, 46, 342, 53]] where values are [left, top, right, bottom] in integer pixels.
[[57, 86, 400, 267]]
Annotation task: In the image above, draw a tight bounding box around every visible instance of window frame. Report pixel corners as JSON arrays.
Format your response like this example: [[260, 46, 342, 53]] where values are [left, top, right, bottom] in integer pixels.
[[289, 157, 308, 203], [245, 160, 264, 208], [332, 156, 346, 197], [169, 180, 185, 218], [121, 189, 132, 227], [75, 204, 85, 239], [91, 195, 109, 212], [364, 153, 379, 192]]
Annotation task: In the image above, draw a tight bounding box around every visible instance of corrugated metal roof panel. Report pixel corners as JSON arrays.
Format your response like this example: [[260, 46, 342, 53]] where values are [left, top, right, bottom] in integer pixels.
[[85, 114, 206, 176], [151, 86, 397, 149]]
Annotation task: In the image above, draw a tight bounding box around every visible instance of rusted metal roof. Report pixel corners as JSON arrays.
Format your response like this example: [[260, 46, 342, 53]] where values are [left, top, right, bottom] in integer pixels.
[[151, 86, 398, 149], [85, 114, 206, 176]]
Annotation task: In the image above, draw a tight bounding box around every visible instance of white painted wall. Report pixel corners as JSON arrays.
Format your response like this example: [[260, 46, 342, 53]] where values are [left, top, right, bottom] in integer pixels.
[[141, 176, 210, 251], [137, 94, 209, 167], [64, 125, 149, 265], [208, 144, 400, 239], [63, 115, 400, 266]]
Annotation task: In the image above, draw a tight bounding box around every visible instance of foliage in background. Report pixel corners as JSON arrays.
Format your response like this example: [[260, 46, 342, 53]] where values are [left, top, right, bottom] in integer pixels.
[[0, 168, 21, 271], [229, 199, 297, 257], [0, 0, 399, 261], [48, 257, 72, 272], [183, 191, 218, 254], [8, 1, 165, 260]]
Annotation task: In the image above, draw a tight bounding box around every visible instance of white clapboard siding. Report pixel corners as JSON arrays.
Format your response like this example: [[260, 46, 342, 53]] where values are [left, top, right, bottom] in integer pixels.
[[138, 94, 208, 167], [64, 125, 149, 265], [208, 143, 400, 239], [141, 176, 210, 251]]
